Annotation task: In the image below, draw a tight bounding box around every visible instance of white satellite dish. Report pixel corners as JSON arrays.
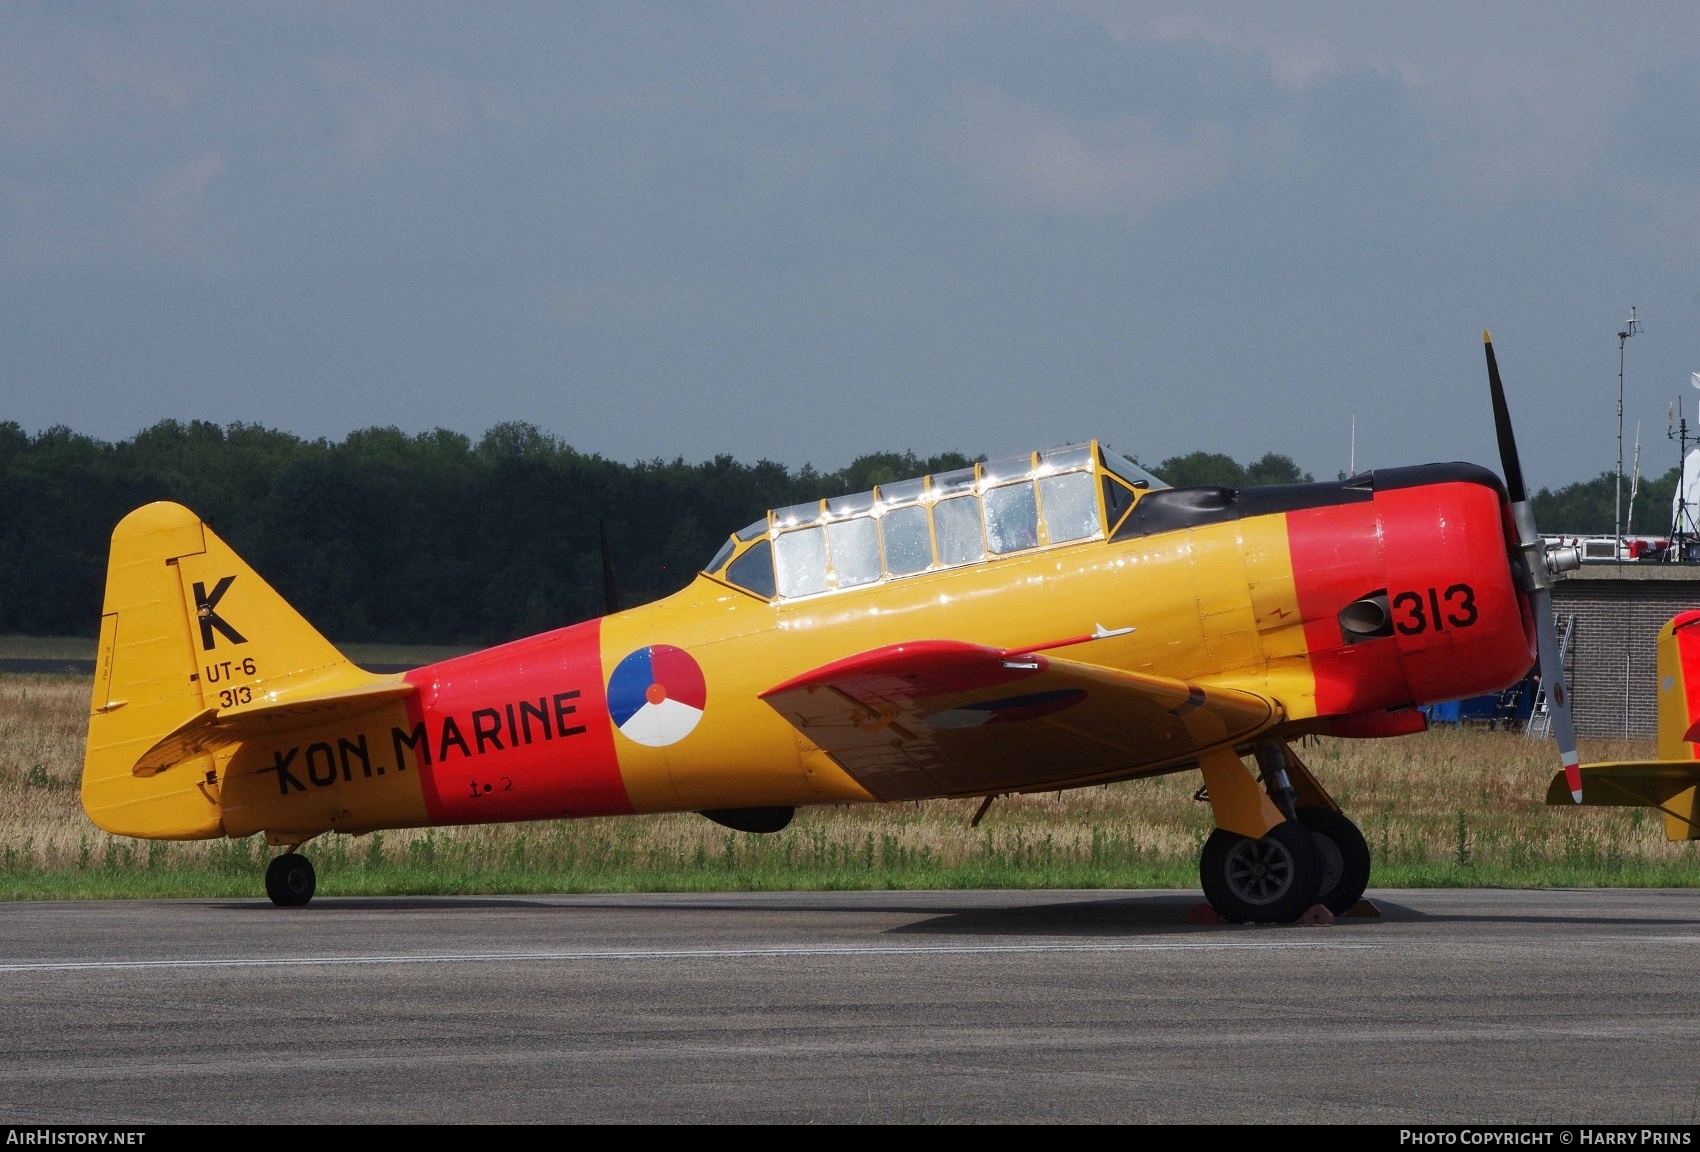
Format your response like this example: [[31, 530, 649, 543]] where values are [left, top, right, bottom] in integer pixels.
[[1692, 371, 1700, 390], [1676, 447, 1700, 536]]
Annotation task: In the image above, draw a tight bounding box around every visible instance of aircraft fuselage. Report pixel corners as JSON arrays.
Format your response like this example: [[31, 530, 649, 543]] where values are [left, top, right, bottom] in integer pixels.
[[208, 463, 1534, 841]]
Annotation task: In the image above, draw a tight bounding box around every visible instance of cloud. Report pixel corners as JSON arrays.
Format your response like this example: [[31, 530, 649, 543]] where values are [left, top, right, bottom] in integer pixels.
[[549, 274, 713, 327], [5, 149, 229, 272], [131, 150, 226, 257], [5, 3, 1699, 484], [0, 24, 206, 146], [309, 58, 474, 168], [1093, 3, 1700, 203], [946, 84, 1233, 216]]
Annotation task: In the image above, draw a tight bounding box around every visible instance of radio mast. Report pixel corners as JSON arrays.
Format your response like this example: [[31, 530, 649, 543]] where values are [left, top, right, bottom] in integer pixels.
[[1615, 306, 1642, 553]]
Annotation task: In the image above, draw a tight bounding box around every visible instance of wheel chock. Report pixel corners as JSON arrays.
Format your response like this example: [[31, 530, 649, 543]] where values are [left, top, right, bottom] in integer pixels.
[[1344, 898, 1381, 918], [1297, 903, 1335, 927], [1186, 902, 1221, 925]]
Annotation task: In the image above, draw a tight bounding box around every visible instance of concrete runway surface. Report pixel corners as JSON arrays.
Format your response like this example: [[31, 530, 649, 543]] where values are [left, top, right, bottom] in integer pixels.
[[1, 889, 1698, 1124]]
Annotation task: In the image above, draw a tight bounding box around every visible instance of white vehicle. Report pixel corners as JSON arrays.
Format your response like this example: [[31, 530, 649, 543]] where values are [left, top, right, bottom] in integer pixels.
[[1540, 534, 1669, 563]]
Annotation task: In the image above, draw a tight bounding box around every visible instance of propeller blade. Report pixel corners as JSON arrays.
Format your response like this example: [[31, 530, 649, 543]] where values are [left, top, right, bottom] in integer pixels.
[[1529, 586, 1582, 801], [598, 517, 620, 616], [1484, 332, 1582, 801], [1484, 331, 1527, 503]]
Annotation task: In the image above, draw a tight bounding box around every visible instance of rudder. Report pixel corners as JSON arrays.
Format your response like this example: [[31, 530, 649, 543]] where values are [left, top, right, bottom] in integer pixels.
[[1652, 611, 1700, 840], [1656, 610, 1700, 763]]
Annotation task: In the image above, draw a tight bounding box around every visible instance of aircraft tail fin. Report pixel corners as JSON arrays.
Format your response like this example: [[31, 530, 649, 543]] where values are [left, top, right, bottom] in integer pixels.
[[1654, 610, 1700, 762], [81, 502, 401, 840], [1554, 611, 1700, 841]]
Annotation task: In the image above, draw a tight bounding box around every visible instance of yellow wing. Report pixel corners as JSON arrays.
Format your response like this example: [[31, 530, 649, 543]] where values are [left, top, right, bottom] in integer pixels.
[[760, 640, 1281, 801]]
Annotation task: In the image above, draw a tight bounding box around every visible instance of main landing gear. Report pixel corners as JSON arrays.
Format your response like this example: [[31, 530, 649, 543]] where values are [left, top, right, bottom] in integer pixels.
[[1296, 804, 1371, 916], [1199, 821, 1322, 924], [265, 852, 316, 907], [1196, 741, 1371, 924]]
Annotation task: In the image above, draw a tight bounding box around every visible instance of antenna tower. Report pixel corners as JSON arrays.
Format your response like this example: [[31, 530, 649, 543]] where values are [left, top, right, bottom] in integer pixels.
[[1615, 306, 1642, 554]]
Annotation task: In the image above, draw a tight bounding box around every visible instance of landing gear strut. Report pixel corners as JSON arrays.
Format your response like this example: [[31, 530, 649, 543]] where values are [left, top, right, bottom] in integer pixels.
[[1260, 740, 1371, 915], [1196, 740, 1370, 923], [265, 852, 316, 907]]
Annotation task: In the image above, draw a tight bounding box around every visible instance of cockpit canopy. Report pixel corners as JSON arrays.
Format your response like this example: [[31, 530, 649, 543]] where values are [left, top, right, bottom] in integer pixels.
[[703, 441, 1166, 602]]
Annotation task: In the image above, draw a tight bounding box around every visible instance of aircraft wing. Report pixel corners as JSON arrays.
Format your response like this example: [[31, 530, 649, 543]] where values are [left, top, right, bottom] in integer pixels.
[[759, 640, 1280, 801]]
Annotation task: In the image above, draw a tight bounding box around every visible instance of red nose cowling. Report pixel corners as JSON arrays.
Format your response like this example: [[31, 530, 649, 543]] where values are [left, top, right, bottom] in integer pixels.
[[1288, 476, 1536, 722]]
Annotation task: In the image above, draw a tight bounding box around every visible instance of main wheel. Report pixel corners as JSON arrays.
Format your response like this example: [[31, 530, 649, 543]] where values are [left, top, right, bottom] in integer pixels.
[[265, 853, 316, 908], [1199, 821, 1324, 924], [1296, 806, 1371, 915]]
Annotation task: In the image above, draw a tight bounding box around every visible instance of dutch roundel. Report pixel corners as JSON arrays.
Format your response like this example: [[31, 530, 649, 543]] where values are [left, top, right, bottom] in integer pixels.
[[607, 644, 707, 747]]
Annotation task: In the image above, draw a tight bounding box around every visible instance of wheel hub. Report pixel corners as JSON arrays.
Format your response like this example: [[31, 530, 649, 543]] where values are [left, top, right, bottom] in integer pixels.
[[1224, 838, 1295, 905]]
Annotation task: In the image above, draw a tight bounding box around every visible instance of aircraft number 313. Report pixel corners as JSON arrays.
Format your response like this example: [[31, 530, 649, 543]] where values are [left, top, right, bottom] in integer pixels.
[[1392, 583, 1477, 635]]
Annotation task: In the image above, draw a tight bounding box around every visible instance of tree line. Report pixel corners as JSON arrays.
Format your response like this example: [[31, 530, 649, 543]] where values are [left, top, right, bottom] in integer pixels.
[[0, 420, 1669, 644], [0, 420, 976, 643]]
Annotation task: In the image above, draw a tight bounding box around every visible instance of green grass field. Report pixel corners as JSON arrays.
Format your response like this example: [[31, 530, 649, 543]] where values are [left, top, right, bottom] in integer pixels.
[[2, 672, 1695, 900]]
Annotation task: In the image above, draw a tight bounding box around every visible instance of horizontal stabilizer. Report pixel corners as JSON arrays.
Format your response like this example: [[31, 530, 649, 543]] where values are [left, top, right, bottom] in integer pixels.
[[1546, 762, 1700, 808], [1549, 761, 1700, 842], [133, 680, 415, 777]]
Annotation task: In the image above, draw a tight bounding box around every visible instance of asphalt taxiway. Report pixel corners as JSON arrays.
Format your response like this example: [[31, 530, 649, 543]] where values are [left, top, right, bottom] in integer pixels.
[[1, 888, 1697, 1124]]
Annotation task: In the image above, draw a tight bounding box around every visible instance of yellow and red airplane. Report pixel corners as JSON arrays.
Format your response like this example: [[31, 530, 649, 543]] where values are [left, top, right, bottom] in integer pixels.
[[1552, 612, 1700, 839], [79, 335, 1586, 922]]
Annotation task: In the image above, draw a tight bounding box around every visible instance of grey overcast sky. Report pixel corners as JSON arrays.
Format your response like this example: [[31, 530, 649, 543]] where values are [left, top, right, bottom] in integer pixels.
[[4, 2, 1699, 488]]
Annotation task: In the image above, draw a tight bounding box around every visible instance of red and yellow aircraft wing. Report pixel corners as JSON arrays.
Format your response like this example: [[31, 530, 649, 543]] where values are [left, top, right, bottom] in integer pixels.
[[761, 639, 1278, 800]]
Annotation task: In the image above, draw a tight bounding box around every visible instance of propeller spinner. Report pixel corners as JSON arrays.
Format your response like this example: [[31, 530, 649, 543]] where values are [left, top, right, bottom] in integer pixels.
[[1484, 331, 1584, 801]]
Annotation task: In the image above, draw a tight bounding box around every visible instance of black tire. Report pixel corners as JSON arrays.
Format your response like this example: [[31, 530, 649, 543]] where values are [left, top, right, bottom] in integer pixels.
[[265, 853, 316, 908], [1199, 821, 1324, 924], [1296, 806, 1371, 916]]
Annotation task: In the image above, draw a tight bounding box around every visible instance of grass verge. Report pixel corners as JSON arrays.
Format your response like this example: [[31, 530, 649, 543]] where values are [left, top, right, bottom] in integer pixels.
[[2, 673, 1696, 899]]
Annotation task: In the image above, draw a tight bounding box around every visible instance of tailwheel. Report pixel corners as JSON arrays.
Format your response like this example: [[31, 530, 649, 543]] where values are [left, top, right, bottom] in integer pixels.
[[1199, 821, 1323, 924], [1296, 807, 1371, 916], [265, 852, 316, 908]]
